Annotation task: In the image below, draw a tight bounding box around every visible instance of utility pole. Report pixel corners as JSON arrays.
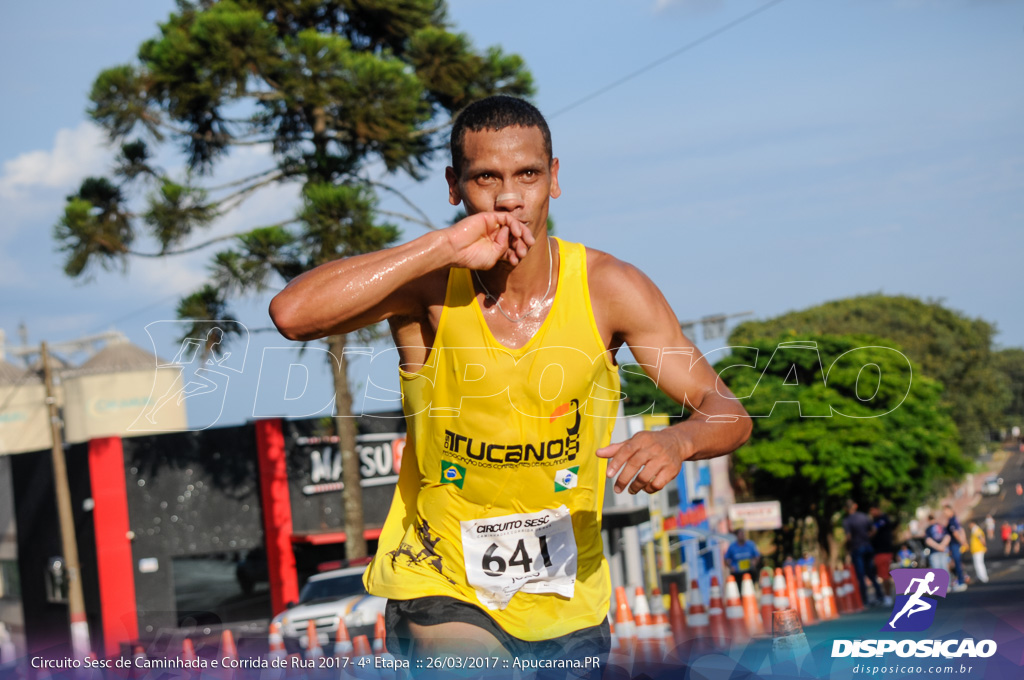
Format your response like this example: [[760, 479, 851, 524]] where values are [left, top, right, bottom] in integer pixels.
[[680, 311, 754, 341], [40, 341, 91, 657]]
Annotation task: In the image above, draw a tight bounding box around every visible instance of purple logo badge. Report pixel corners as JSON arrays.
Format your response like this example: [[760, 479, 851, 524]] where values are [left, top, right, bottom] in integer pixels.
[[883, 568, 950, 632]]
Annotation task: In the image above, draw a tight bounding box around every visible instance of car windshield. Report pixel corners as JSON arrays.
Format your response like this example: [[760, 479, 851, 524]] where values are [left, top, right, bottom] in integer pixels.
[[299, 573, 366, 604]]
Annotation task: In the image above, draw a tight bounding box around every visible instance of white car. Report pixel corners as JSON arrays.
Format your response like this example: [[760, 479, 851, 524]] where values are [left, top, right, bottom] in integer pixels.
[[981, 476, 1002, 496], [272, 566, 386, 651]]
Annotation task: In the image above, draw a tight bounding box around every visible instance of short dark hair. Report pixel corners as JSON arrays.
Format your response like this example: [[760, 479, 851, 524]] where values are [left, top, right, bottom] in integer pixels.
[[450, 95, 552, 175]]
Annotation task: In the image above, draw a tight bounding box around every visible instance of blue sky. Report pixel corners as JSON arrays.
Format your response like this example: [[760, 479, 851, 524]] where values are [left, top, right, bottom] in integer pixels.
[[1, 0, 1021, 428]]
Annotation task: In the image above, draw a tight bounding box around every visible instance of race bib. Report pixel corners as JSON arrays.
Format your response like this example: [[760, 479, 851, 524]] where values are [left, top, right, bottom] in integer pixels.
[[738, 558, 751, 571], [461, 505, 577, 611]]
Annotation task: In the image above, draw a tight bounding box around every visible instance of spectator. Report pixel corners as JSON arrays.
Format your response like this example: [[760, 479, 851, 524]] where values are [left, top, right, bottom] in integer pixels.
[[1001, 521, 1012, 555], [1015, 522, 1023, 554], [984, 514, 995, 540], [869, 505, 896, 599], [943, 504, 968, 592], [842, 500, 888, 606], [968, 521, 989, 584], [896, 544, 914, 568], [724, 528, 761, 582], [924, 513, 951, 573]]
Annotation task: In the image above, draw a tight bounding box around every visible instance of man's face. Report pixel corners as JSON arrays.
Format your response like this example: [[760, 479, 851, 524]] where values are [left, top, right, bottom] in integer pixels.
[[446, 125, 560, 244]]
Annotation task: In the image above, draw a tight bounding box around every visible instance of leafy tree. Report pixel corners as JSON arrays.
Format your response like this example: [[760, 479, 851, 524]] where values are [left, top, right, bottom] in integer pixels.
[[619, 366, 686, 422], [729, 294, 1010, 456], [994, 347, 1024, 429], [715, 334, 970, 559], [54, 0, 532, 559]]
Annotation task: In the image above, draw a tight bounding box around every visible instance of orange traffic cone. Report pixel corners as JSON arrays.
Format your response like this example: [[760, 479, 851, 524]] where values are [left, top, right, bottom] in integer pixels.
[[724, 575, 749, 645], [832, 568, 846, 614], [686, 579, 711, 642], [372, 613, 387, 656], [648, 588, 673, 658], [131, 645, 147, 678], [741, 574, 764, 636], [613, 586, 636, 655], [772, 568, 790, 611], [760, 568, 775, 633], [607, 616, 631, 669], [220, 630, 238, 661], [351, 635, 376, 679], [305, 620, 323, 659], [668, 582, 689, 649], [783, 565, 799, 622], [267, 621, 286, 660], [707, 576, 729, 649], [820, 565, 839, 620], [352, 635, 372, 659], [632, 586, 660, 665], [334, 615, 354, 656], [808, 565, 824, 621], [796, 567, 816, 626], [181, 638, 198, 663]]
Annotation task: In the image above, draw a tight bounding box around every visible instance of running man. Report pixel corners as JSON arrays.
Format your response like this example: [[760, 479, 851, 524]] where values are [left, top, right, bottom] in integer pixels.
[[724, 528, 761, 582], [270, 96, 752, 670], [888, 572, 940, 628]]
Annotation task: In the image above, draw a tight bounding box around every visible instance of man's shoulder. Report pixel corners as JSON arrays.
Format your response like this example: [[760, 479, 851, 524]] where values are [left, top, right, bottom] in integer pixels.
[[582, 245, 662, 309], [583, 245, 626, 281]]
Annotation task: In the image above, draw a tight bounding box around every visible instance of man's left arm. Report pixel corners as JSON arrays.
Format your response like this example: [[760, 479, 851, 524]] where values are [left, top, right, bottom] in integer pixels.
[[593, 257, 751, 494]]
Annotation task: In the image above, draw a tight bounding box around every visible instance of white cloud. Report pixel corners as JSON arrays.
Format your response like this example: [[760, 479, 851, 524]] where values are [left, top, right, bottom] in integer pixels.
[[0, 121, 112, 200]]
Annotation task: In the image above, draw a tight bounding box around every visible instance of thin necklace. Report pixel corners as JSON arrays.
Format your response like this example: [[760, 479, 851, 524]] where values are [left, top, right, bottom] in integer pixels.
[[474, 238, 554, 324]]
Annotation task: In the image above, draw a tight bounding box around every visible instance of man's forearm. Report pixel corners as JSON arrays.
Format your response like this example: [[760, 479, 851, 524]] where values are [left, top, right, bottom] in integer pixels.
[[667, 393, 752, 461], [270, 229, 451, 341]]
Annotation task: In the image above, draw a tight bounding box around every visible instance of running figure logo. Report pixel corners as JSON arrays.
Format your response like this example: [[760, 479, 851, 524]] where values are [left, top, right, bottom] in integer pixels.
[[883, 568, 950, 632]]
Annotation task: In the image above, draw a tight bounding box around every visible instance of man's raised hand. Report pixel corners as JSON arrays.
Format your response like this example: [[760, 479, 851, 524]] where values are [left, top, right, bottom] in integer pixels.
[[596, 429, 693, 495], [446, 212, 534, 269]]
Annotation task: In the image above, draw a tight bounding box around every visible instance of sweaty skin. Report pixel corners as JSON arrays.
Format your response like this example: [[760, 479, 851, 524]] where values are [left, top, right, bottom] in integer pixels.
[[270, 124, 751, 655]]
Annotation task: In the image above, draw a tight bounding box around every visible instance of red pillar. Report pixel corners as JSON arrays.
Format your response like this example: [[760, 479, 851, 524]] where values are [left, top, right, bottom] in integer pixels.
[[88, 436, 138, 657], [255, 419, 299, 614]]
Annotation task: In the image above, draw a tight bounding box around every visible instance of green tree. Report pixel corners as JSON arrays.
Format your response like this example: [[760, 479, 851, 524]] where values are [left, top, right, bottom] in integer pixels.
[[715, 334, 970, 559], [729, 294, 1010, 456], [619, 365, 685, 422], [54, 0, 532, 559], [994, 347, 1024, 429]]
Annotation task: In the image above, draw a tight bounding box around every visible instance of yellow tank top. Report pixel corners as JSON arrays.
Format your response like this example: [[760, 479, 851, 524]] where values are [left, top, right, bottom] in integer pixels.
[[969, 525, 985, 554], [364, 238, 620, 640]]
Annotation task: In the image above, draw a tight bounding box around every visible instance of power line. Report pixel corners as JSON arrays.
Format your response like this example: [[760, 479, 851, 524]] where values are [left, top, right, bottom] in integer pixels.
[[549, 0, 787, 119], [86, 292, 182, 336]]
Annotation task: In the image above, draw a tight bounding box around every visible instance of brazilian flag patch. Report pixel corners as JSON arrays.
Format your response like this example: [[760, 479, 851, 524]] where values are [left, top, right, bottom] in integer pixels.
[[441, 461, 466, 489], [555, 466, 579, 492]]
